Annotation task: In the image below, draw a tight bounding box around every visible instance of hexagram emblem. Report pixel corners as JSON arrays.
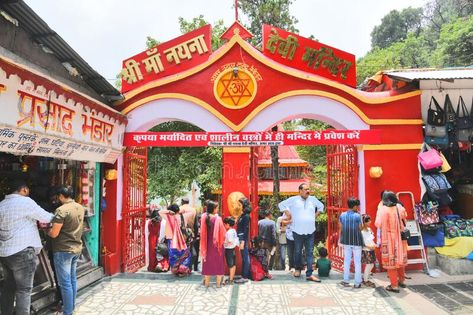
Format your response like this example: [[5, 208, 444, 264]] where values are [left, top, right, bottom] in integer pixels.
[[213, 67, 257, 109]]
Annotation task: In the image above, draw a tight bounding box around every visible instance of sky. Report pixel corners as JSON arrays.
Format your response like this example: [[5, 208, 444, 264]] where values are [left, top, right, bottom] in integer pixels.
[[24, 0, 427, 84]]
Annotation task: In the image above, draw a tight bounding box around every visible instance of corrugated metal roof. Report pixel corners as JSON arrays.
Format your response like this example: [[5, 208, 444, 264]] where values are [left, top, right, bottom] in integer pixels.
[[0, 0, 122, 103], [385, 68, 473, 82]]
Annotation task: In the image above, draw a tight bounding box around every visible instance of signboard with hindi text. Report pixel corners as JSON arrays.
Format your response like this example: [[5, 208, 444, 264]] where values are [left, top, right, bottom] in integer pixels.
[[0, 62, 126, 163], [262, 25, 356, 87], [120, 24, 212, 93], [124, 130, 381, 147]]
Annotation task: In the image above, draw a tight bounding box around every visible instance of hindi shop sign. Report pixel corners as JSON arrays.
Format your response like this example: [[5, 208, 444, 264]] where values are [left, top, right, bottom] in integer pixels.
[[120, 24, 212, 93], [124, 130, 381, 147], [262, 25, 356, 87], [0, 66, 126, 163]]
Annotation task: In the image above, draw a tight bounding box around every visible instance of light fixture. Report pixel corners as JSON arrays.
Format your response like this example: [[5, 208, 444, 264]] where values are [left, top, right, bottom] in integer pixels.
[[369, 166, 383, 178]]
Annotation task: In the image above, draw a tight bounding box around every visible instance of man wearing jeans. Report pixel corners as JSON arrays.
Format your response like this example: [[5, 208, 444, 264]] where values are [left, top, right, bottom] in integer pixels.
[[0, 180, 54, 315], [48, 186, 84, 315], [279, 183, 324, 282], [339, 197, 364, 288]]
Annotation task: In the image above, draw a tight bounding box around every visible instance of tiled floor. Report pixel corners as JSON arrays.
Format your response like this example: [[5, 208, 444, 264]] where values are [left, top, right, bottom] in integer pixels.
[[70, 272, 408, 315], [409, 282, 473, 314]]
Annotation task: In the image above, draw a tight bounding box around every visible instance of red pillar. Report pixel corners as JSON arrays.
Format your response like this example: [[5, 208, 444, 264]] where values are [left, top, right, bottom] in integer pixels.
[[101, 162, 121, 275], [221, 147, 257, 235]]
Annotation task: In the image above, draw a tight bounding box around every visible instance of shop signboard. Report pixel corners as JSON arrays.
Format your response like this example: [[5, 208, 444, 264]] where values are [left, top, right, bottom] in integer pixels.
[[120, 24, 212, 93], [124, 130, 381, 147], [262, 25, 356, 87], [0, 60, 126, 163]]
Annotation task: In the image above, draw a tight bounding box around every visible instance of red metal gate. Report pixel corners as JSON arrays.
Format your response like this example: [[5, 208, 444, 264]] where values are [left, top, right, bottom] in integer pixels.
[[326, 144, 358, 271], [122, 146, 148, 272]]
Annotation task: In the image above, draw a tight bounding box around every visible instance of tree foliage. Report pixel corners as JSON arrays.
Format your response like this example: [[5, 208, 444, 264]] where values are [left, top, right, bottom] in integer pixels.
[[147, 122, 222, 205], [238, 0, 299, 46], [370, 7, 423, 49], [431, 15, 473, 67], [357, 0, 473, 84], [178, 15, 226, 50]]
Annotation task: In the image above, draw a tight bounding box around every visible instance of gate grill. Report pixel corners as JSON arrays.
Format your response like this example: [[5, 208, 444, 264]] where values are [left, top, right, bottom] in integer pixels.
[[122, 146, 147, 272], [326, 144, 358, 271]]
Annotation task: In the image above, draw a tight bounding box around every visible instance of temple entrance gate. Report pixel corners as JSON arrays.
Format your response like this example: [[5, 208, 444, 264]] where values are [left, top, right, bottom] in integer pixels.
[[122, 146, 148, 272], [326, 144, 358, 271], [102, 22, 424, 275]]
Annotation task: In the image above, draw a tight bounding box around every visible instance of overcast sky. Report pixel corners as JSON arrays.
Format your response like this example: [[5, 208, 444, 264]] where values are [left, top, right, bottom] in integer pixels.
[[24, 0, 427, 84]]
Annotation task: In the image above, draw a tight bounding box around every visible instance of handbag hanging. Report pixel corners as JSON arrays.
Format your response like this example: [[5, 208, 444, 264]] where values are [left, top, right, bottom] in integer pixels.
[[424, 135, 449, 148], [425, 124, 447, 137], [427, 96, 445, 126], [418, 144, 443, 170], [439, 151, 451, 173], [415, 203, 440, 225], [444, 94, 456, 123], [456, 96, 473, 130]]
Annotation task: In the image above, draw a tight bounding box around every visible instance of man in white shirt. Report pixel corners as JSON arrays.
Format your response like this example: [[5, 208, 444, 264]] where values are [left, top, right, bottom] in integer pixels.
[[279, 183, 324, 282], [0, 180, 54, 315]]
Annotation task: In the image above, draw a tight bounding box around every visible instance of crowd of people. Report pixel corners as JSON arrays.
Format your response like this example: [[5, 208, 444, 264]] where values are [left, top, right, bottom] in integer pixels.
[[147, 184, 409, 293], [0, 179, 409, 314]]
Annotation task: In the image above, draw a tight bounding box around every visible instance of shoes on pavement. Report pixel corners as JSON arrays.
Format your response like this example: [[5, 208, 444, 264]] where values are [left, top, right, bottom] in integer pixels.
[[306, 275, 321, 282], [385, 285, 400, 293], [293, 270, 301, 277], [353, 283, 362, 289], [362, 280, 376, 288], [398, 282, 407, 288], [339, 281, 351, 287]]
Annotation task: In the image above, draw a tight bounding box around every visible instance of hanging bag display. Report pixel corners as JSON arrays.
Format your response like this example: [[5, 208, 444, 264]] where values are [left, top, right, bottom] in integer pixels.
[[456, 96, 473, 142], [444, 94, 456, 123], [418, 144, 443, 170], [424, 135, 449, 148], [427, 96, 446, 126], [415, 203, 440, 225], [439, 151, 451, 173], [425, 124, 447, 137]]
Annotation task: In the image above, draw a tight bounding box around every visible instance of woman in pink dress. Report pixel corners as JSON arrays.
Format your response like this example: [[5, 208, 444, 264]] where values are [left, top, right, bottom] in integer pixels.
[[375, 191, 408, 293], [200, 200, 226, 287]]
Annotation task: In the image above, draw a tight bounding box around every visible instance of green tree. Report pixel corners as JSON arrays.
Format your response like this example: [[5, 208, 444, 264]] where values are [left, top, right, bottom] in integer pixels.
[[371, 7, 423, 49], [238, 0, 299, 46], [178, 15, 226, 50], [357, 33, 431, 84], [431, 16, 473, 67], [147, 122, 222, 205]]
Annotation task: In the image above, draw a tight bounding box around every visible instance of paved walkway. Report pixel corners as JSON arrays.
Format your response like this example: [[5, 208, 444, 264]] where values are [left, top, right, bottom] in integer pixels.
[[62, 270, 463, 315]]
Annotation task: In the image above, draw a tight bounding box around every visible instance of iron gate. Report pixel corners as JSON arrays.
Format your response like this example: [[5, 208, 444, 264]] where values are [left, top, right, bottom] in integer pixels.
[[326, 144, 358, 271], [122, 146, 148, 272]]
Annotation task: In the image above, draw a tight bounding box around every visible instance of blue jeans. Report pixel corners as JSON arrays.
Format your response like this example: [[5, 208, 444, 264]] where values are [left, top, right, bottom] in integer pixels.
[[293, 232, 315, 277], [0, 247, 38, 315], [343, 245, 362, 285], [279, 243, 287, 269], [54, 252, 80, 315], [240, 242, 250, 279]]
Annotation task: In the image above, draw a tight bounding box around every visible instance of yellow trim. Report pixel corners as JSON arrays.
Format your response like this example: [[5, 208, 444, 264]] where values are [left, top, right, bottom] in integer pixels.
[[223, 147, 251, 153], [119, 34, 421, 105], [121, 91, 423, 131], [258, 163, 309, 167], [360, 143, 422, 151]]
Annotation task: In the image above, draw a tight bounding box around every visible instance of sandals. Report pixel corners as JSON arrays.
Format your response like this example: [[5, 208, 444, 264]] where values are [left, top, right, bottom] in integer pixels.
[[306, 275, 321, 282], [339, 281, 351, 287], [385, 285, 400, 293], [398, 282, 407, 288], [363, 280, 376, 288]]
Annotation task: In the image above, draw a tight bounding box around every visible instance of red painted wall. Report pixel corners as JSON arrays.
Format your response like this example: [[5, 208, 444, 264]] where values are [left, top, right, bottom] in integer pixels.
[[101, 163, 122, 275]]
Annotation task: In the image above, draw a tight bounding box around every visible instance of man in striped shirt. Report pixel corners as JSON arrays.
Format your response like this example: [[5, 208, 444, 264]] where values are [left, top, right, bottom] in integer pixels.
[[0, 180, 54, 315], [339, 197, 364, 288]]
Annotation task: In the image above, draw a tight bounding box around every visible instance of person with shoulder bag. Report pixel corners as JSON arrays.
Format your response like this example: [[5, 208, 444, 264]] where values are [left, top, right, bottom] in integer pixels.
[[375, 191, 408, 293]]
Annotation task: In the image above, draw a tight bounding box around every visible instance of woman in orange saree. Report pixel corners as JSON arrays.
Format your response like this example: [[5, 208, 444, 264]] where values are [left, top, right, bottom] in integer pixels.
[[375, 191, 408, 293]]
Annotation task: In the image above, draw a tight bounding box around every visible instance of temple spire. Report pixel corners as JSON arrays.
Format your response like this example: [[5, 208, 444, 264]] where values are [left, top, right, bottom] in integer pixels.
[[235, 0, 239, 21]]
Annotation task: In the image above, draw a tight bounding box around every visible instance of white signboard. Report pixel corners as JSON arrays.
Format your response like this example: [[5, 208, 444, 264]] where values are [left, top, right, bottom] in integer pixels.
[[0, 62, 126, 163]]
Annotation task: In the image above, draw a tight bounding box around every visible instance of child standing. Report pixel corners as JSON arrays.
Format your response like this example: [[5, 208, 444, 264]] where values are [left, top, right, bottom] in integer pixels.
[[361, 214, 377, 288], [223, 217, 239, 284], [315, 247, 331, 278]]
